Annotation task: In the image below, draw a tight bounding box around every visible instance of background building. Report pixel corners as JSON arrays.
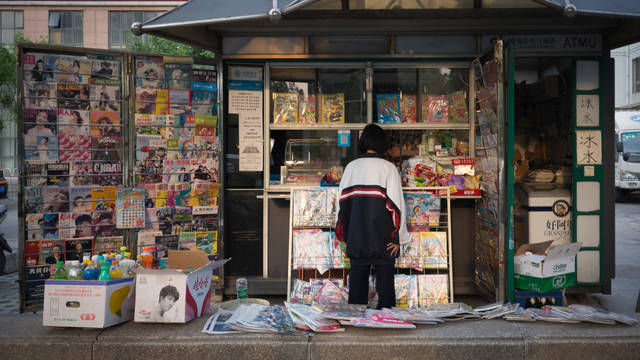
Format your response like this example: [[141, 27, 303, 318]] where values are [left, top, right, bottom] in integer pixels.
[[612, 43, 640, 108]]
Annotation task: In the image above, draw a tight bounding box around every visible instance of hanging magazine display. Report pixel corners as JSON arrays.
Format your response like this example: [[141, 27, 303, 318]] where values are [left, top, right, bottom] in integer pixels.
[[20, 49, 125, 307], [133, 55, 221, 273], [18, 46, 222, 311]]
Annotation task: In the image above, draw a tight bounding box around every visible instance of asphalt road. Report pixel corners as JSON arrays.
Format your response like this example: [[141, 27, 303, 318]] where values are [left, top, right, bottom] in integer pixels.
[[592, 194, 640, 313]]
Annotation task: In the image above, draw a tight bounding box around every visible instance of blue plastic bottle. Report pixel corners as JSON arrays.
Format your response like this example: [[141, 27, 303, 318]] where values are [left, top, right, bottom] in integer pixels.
[[82, 260, 99, 280]]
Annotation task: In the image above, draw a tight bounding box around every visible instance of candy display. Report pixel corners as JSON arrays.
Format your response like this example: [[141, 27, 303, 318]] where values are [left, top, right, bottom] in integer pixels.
[[402, 157, 481, 195]]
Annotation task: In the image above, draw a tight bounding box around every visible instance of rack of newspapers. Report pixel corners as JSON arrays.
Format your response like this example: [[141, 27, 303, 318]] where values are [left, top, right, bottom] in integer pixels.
[[286, 186, 453, 309], [17, 44, 223, 311]]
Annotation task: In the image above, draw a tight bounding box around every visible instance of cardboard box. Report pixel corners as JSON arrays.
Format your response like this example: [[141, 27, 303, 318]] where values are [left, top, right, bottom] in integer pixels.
[[516, 184, 571, 245], [134, 250, 228, 323], [43, 277, 135, 328], [514, 241, 580, 293]]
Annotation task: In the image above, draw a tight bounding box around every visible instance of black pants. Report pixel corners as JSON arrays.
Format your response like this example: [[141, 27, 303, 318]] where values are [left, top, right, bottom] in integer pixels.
[[348, 260, 395, 309]]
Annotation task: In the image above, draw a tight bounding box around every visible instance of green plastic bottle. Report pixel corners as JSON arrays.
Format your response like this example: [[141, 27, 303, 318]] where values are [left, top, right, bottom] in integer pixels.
[[97, 261, 111, 281], [51, 261, 67, 280]]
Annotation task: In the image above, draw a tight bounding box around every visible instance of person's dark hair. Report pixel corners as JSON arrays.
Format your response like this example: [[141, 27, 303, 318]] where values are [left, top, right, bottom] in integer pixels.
[[75, 214, 92, 225], [358, 124, 389, 155], [52, 244, 63, 250], [159, 285, 180, 302]]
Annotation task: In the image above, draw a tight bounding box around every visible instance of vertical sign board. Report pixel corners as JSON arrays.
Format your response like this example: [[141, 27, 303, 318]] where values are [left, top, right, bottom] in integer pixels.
[[228, 66, 264, 172], [573, 59, 604, 286]]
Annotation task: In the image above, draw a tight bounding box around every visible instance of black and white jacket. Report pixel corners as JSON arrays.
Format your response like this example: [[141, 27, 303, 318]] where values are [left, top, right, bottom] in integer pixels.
[[335, 154, 409, 263]]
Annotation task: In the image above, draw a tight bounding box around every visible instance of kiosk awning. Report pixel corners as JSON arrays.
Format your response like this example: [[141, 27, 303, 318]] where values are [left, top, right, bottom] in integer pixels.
[[133, 0, 640, 50]]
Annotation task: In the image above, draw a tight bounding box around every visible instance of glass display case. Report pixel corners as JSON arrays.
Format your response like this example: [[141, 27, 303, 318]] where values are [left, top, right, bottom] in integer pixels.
[[266, 63, 475, 191]]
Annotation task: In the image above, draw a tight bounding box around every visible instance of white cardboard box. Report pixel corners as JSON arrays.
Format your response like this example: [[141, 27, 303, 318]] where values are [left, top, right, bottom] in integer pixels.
[[134, 250, 228, 323], [43, 277, 135, 328], [514, 241, 580, 277]]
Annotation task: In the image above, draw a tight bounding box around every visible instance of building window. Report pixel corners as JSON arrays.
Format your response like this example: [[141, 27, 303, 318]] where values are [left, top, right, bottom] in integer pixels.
[[633, 58, 640, 94], [49, 11, 83, 47], [109, 11, 162, 49], [0, 10, 23, 47]]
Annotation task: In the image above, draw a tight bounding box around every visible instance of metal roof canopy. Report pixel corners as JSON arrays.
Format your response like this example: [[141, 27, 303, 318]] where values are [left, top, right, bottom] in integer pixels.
[[133, 0, 640, 51]]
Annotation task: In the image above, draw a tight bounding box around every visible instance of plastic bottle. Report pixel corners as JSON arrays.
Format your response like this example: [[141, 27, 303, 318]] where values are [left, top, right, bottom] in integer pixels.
[[120, 252, 135, 277], [134, 255, 143, 270], [120, 246, 128, 258], [82, 261, 99, 280], [236, 278, 248, 299], [141, 247, 153, 269], [51, 261, 67, 280], [109, 260, 123, 279], [67, 261, 83, 280], [149, 246, 158, 268], [98, 261, 111, 281], [82, 256, 90, 270]]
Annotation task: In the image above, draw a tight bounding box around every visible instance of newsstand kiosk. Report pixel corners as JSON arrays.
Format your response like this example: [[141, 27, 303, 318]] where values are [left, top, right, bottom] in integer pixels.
[[17, 0, 640, 310]]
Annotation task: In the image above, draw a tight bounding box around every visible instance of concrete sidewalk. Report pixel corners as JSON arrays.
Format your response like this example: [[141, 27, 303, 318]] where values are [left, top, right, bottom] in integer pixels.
[[1, 313, 638, 360]]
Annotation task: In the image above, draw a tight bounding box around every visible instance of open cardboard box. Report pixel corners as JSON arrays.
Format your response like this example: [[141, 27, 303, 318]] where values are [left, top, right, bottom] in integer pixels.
[[134, 250, 228, 323], [514, 240, 580, 293]]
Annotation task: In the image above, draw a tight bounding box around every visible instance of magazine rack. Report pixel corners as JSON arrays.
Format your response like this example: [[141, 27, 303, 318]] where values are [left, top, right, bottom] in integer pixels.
[[286, 186, 454, 307], [16, 44, 224, 312]]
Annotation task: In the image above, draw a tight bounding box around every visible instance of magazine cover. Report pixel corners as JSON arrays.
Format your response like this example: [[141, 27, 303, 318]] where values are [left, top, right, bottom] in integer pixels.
[[24, 186, 44, 214], [91, 186, 116, 212], [195, 231, 217, 254], [71, 213, 92, 238], [70, 186, 93, 212], [90, 85, 121, 112], [115, 188, 146, 229], [298, 94, 317, 124], [89, 57, 120, 85], [42, 186, 69, 213], [169, 104, 192, 116], [41, 213, 60, 240], [26, 213, 44, 241], [191, 104, 216, 117], [92, 209, 121, 238], [57, 56, 92, 84], [420, 231, 447, 269], [178, 231, 196, 250], [155, 90, 169, 114], [424, 95, 449, 123], [90, 111, 121, 137], [94, 236, 122, 255], [24, 81, 57, 109], [191, 90, 216, 105], [417, 274, 449, 307], [39, 240, 66, 265], [192, 66, 216, 86], [70, 162, 93, 186], [394, 274, 418, 309], [93, 161, 122, 186], [46, 163, 69, 187], [172, 206, 193, 233], [448, 90, 468, 123], [273, 93, 298, 124], [24, 109, 57, 136], [396, 232, 421, 269], [58, 212, 74, 239], [292, 229, 332, 273], [194, 115, 217, 137], [155, 234, 179, 259], [135, 56, 164, 88], [136, 86, 157, 104], [138, 230, 162, 249], [25, 164, 47, 186], [165, 63, 192, 90], [57, 84, 90, 110], [136, 99, 155, 114], [156, 207, 175, 234], [64, 237, 93, 261], [136, 135, 166, 161], [376, 94, 401, 124], [58, 109, 90, 136], [169, 89, 191, 105], [404, 193, 441, 231], [320, 93, 345, 124], [58, 135, 91, 163], [400, 94, 417, 123], [23, 53, 57, 82], [25, 135, 58, 162]]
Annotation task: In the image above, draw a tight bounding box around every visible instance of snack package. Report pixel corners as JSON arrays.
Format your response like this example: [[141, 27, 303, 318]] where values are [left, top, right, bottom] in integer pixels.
[[376, 93, 401, 123], [400, 94, 417, 123], [273, 93, 298, 123], [298, 94, 317, 124], [452, 158, 475, 176], [448, 90, 468, 123]]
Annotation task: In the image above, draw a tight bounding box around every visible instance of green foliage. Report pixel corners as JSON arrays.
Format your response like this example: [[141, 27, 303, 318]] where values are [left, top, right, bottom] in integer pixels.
[[124, 34, 214, 58]]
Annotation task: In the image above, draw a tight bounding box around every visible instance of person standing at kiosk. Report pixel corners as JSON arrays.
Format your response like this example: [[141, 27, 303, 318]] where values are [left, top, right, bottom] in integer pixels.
[[336, 124, 409, 309]]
